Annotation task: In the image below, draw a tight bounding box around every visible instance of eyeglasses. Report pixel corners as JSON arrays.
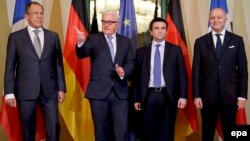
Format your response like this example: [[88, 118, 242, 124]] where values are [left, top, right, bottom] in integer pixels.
[[27, 12, 44, 16], [101, 20, 117, 25]]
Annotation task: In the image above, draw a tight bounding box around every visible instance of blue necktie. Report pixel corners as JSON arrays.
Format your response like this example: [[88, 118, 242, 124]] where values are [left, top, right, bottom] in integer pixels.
[[107, 36, 115, 62], [215, 34, 222, 57], [153, 44, 161, 87]]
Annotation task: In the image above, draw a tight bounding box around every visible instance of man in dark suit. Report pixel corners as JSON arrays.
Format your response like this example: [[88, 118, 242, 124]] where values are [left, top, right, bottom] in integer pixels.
[[192, 8, 248, 141], [75, 11, 135, 141], [133, 18, 187, 141], [4, 2, 66, 141]]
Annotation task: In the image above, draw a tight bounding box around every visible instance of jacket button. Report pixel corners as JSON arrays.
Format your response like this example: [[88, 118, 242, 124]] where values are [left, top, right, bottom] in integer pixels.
[[218, 65, 222, 70]]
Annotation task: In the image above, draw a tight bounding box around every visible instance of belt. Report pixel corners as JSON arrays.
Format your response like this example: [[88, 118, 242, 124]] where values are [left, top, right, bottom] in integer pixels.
[[149, 87, 166, 92]]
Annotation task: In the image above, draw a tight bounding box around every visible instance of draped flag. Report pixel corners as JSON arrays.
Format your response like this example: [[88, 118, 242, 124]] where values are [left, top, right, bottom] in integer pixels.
[[0, 96, 23, 141], [61, 0, 94, 140], [11, 0, 29, 32], [165, 0, 199, 140], [117, 0, 139, 49], [208, 0, 232, 32], [0, 0, 45, 141], [208, 0, 248, 140]]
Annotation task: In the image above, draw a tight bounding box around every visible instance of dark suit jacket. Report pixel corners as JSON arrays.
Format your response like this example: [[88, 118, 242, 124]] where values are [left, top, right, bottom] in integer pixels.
[[133, 42, 188, 106], [192, 31, 248, 105], [4, 28, 66, 100], [76, 32, 135, 100]]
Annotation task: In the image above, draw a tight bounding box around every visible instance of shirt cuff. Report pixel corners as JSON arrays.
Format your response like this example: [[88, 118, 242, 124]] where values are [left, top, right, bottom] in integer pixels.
[[179, 98, 187, 101], [77, 42, 84, 47], [5, 93, 15, 100], [238, 97, 246, 101]]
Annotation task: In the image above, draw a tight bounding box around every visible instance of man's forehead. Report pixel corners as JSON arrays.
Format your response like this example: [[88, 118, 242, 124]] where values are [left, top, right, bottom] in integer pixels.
[[103, 14, 115, 18], [211, 9, 226, 16], [153, 22, 166, 26]]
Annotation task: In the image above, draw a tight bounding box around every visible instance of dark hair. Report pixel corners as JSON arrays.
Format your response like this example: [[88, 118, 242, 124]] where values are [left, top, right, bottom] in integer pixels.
[[149, 17, 168, 31], [25, 2, 44, 13]]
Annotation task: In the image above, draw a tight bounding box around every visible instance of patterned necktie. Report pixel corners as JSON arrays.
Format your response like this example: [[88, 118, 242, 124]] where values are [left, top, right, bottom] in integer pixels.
[[215, 34, 222, 57], [107, 36, 115, 62], [153, 44, 161, 87], [34, 30, 42, 58]]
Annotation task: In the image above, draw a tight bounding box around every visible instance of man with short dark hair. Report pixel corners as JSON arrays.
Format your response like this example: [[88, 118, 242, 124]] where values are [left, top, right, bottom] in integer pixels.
[[133, 17, 187, 141], [4, 2, 66, 141]]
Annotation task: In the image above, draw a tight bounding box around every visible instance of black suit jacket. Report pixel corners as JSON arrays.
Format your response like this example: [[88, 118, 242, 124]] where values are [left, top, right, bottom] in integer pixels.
[[4, 28, 66, 100], [76, 32, 135, 100], [192, 31, 248, 105], [133, 42, 187, 105]]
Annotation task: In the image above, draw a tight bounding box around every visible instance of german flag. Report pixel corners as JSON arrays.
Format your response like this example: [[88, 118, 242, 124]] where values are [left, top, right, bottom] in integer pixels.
[[60, 0, 94, 140], [165, 0, 199, 140]]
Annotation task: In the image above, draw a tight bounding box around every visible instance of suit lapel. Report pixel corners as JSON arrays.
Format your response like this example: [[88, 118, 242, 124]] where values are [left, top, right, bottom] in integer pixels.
[[115, 34, 122, 63], [24, 28, 40, 60], [145, 45, 152, 72], [218, 31, 231, 60], [101, 33, 113, 63], [205, 32, 218, 59], [163, 42, 171, 68], [40, 28, 47, 59]]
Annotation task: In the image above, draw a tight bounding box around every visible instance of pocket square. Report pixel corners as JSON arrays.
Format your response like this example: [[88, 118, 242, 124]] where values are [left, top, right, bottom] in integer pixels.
[[229, 45, 235, 48]]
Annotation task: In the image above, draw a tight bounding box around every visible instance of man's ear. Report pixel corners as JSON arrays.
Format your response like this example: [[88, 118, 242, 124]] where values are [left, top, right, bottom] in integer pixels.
[[24, 13, 28, 20]]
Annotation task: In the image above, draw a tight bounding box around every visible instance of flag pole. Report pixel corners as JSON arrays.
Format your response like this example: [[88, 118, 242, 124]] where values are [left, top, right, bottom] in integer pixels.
[[154, 0, 158, 18], [90, 0, 99, 33]]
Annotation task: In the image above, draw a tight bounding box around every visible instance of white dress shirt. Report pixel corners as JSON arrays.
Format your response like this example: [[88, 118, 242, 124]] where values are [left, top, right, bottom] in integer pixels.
[[212, 28, 225, 48], [148, 40, 166, 88]]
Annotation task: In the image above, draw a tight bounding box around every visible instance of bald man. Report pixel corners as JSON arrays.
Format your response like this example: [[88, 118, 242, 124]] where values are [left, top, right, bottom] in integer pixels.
[[192, 8, 248, 141]]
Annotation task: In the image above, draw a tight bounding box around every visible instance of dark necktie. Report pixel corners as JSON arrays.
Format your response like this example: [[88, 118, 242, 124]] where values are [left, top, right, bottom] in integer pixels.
[[107, 36, 115, 62], [34, 30, 42, 58], [153, 44, 161, 87], [215, 34, 222, 57]]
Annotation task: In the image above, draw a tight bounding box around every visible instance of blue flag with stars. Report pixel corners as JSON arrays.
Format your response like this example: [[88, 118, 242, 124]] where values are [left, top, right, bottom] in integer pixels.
[[118, 1, 138, 140], [118, 0, 139, 49]]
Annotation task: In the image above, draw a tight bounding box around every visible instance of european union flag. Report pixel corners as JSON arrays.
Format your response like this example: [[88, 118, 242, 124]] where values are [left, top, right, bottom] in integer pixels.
[[118, 1, 138, 140], [118, 0, 139, 49]]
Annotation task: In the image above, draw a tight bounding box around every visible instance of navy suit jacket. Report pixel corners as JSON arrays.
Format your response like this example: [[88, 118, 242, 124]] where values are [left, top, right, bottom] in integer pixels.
[[4, 28, 66, 100], [192, 31, 248, 105], [133, 42, 188, 106], [76, 32, 135, 100]]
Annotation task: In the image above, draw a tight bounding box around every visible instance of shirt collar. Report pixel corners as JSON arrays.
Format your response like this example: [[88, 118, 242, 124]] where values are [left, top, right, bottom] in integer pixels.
[[104, 33, 116, 39], [212, 28, 226, 36], [27, 25, 43, 33], [152, 40, 165, 48]]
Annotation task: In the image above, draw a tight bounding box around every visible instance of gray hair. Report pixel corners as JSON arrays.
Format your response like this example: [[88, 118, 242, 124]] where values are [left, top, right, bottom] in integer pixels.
[[102, 10, 120, 22]]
